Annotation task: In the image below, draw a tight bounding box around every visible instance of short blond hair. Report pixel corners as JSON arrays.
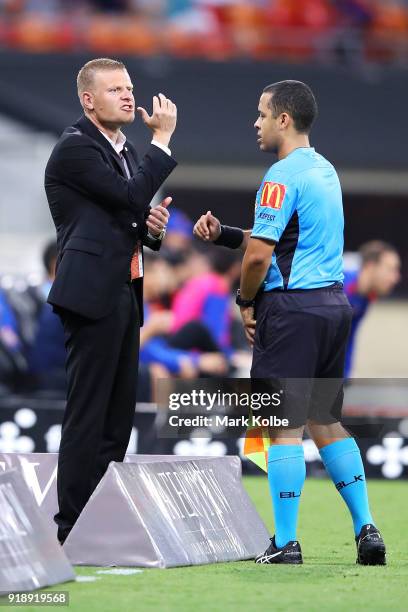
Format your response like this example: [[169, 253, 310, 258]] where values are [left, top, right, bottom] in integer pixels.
[[77, 57, 127, 96]]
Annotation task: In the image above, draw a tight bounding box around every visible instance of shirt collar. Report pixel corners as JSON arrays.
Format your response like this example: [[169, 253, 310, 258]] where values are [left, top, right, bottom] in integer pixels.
[[99, 129, 126, 155]]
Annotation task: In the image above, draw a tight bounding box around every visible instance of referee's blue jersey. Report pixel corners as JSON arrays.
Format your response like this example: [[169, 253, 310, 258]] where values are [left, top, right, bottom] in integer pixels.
[[251, 147, 344, 291]]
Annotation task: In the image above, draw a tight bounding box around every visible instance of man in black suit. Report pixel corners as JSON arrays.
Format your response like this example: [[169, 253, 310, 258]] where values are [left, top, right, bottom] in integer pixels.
[[45, 58, 177, 543]]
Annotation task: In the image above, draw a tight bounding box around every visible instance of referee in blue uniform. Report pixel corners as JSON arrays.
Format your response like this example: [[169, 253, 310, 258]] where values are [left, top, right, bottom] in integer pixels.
[[194, 80, 386, 566]]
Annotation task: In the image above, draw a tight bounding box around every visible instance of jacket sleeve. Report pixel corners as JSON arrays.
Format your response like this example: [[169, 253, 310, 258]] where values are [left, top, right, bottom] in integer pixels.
[[142, 232, 162, 251], [51, 136, 177, 214]]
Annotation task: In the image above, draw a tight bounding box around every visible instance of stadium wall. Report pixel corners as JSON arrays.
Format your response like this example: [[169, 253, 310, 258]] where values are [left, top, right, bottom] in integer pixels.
[[0, 52, 407, 170]]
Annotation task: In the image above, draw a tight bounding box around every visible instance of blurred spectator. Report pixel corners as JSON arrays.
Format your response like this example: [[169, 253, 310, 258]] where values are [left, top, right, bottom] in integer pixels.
[[0, 286, 25, 389], [140, 252, 228, 378], [26, 297, 66, 392], [171, 244, 240, 353], [40, 239, 57, 298], [164, 207, 194, 253], [0, 288, 22, 354], [344, 240, 401, 376], [168, 242, 252, 374], [26, 240, 66, 392], [3, 240, 58, 357]]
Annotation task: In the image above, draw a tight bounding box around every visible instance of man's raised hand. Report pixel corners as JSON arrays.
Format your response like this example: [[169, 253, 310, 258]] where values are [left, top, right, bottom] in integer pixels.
[[137, 93, 177, 147], [193, 211, 221, 242]]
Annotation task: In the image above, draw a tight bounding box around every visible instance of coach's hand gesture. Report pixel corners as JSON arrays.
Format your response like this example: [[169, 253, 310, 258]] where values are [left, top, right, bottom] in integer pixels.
[[137, 93, 177, 147], [147, 196, 172, 237], [193, 210, 221, 242]]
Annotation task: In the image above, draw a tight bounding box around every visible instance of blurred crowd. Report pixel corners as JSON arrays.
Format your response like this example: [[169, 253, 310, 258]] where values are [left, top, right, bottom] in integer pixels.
[[0, 0, 407, 63], [0, 208, 252, 402], [0, 205, 401, 401]]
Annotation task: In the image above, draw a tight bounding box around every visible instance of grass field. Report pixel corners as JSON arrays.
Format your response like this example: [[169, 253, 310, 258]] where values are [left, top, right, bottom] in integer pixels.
[[7, 477, 408, 612]]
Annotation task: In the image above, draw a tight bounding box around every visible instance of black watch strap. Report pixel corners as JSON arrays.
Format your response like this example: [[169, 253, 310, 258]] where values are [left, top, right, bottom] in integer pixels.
[[236, 289, 255, 308]]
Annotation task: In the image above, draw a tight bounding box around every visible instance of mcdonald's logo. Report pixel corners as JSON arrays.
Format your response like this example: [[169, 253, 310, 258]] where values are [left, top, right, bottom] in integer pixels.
[[260, 182, 286, 210]]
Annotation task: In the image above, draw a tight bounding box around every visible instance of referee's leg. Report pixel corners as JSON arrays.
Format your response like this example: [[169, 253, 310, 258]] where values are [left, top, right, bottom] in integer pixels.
[[308, 308, 385, 565], [251, 295, 318, 552], [307, 303, 380, 554]]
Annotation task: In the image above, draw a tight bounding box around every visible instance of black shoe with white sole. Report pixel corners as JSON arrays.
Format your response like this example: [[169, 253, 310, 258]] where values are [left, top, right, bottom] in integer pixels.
[[355, 524, 386, 565], [255, 536, 303, 564]]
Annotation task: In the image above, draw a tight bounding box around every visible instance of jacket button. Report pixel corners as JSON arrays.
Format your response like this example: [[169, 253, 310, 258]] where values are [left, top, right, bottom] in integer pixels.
[[131, 222, 137, 228]]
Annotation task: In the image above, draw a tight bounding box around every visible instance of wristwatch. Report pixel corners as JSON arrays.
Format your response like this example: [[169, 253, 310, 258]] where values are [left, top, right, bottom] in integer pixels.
[[148, 227, 166, 241], [157, 227, 167, 241], [236, 289, 255, 308]]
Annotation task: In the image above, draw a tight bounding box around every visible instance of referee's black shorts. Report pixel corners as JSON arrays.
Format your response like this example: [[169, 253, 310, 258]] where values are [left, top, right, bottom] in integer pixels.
[[250, 283, 353, 428]]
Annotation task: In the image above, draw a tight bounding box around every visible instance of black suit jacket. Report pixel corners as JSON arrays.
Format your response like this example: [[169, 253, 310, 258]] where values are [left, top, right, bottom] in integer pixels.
[[44, 115, 177, 322]]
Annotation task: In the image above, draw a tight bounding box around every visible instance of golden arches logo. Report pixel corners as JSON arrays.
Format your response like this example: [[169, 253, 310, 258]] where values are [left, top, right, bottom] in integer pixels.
[[260, 182, 286, 210]]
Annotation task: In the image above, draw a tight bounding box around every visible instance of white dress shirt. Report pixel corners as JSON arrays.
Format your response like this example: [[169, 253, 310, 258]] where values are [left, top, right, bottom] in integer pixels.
[[99, 129, 171, 167]]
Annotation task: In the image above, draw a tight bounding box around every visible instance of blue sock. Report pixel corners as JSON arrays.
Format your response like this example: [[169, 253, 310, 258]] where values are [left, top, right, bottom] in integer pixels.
[[267, 444, 306, 548], [319, 438, 374, 535]]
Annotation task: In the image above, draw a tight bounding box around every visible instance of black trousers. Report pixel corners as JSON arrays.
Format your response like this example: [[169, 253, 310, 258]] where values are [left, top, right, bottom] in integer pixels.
[[251, 286, 352, 427], [55, 283, 140, 543]]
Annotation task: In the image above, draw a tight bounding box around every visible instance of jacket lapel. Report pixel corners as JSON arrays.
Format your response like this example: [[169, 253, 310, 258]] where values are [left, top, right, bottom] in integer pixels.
[[123, 141, 139, 176], [73, 115, 127, 177]]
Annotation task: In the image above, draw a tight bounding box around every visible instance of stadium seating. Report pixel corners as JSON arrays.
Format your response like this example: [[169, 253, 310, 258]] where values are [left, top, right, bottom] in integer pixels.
[[0, 0, 407, 63]]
